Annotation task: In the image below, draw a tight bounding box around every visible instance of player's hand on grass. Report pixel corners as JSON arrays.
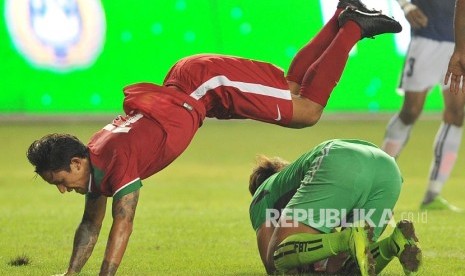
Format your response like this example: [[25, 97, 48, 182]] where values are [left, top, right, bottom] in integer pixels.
[[445, 51, 465, 94]]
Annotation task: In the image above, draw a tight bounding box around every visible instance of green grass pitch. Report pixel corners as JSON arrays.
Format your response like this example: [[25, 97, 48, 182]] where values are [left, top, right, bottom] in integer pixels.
[[1, 116, 464, 275]]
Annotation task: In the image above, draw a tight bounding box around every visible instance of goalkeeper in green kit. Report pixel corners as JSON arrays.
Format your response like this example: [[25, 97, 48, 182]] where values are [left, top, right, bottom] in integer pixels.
[[248, 139, 422, 275]]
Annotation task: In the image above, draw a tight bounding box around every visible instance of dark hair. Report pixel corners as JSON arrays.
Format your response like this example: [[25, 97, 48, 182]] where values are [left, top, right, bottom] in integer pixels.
[[26, 133, 88, 174], [248, 155, 289, 196]]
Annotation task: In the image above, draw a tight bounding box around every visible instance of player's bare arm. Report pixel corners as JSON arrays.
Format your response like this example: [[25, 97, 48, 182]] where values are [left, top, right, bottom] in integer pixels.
[[455, 0, 465, 51], [445, 0, 465, 93], [255, 224, 275, 274], [67, 194, 107, 275], [99, 189, 139, 275]]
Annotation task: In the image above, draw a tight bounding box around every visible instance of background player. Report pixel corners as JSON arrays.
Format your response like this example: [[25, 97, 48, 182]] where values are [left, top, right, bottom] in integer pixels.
[[382, 0, 463, 211], [26, 3, 402, 275]]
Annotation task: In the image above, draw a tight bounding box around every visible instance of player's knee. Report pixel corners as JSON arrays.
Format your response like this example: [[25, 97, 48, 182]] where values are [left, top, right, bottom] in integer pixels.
[[290, 97, 323, 128], [299, 117, 320, 128], [290, 112, 322, 128], [399, 109, 420, 125], [289, 118, 318, 129], [444, 109, 465, 126]]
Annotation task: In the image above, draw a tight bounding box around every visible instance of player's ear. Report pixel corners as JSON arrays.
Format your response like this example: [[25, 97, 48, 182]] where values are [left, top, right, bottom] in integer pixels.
[[70, 157, 84, 171]]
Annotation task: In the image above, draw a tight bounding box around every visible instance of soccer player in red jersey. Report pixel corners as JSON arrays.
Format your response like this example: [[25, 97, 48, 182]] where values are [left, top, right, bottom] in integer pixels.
[[26, 2, 401, 275]]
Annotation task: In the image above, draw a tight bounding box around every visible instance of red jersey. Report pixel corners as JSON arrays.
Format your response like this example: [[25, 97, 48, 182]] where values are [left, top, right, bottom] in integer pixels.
[[87, 88, 204, 199]]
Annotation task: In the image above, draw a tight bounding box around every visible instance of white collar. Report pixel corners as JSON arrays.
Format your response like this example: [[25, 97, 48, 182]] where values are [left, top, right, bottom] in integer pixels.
[[87, 173, 92, 193]]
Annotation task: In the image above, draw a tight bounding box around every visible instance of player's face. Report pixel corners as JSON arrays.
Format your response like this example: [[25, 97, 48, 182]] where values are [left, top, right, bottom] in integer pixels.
[[40, 157, 91, 195]]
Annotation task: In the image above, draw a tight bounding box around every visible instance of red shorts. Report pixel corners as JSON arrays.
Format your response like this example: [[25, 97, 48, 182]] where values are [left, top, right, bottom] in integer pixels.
[[163, 54, 294, 126]]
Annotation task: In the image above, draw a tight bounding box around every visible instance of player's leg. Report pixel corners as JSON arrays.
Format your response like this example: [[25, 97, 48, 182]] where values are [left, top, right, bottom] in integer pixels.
[[342, 148, 421, 274], [371, 220, 422, 275], [289, 10, 402, 127], [382, 90, 427, 158], [287, 0, 378, 95], [342, 220, 422, 275], [369, 155, 421, 274], [382, 36, 436, 158], [272, 222, 374, 275], [286, 7, 341, 95], [327, 142, 402, 274], [421, 86, 465, 211], [356, 146, 403, 241], [350, 145, 403, 273]]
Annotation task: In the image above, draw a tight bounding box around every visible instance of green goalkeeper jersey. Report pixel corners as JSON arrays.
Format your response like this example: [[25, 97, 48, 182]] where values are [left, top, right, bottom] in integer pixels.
[[249, 139, 388, 232]]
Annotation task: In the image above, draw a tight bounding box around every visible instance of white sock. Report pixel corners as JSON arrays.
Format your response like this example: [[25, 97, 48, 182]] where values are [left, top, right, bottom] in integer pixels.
[[382, 114, 413, 158], [423, 123, 463, 204]]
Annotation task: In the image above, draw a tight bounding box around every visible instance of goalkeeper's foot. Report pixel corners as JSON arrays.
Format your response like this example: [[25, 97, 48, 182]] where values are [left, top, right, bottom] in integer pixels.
[[420, 196, 463, 212], [390, 220, 422, 275], [348, 225, 375, 276]]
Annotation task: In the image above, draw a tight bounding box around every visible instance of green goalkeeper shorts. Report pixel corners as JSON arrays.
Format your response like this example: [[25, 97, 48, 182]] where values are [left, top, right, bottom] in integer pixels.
[[282, 140, 402, 240]]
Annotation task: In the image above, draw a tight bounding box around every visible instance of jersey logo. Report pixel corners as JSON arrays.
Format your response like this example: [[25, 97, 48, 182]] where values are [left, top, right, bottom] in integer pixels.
[[104, 113, 143, 133], [274, 105, 282, 121]]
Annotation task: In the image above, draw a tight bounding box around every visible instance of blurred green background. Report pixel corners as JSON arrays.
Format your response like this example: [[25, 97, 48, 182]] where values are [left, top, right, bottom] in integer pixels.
[[0, 0, 444, 114]]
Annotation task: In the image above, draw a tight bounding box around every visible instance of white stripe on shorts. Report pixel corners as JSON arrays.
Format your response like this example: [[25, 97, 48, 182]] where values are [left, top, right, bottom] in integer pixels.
[[189, 75, 292, 100]]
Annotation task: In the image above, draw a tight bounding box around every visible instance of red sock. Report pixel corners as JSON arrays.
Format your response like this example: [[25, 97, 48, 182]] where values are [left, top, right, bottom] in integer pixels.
[[299, 21, 361, 106], [286, 9, 344, 84]]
